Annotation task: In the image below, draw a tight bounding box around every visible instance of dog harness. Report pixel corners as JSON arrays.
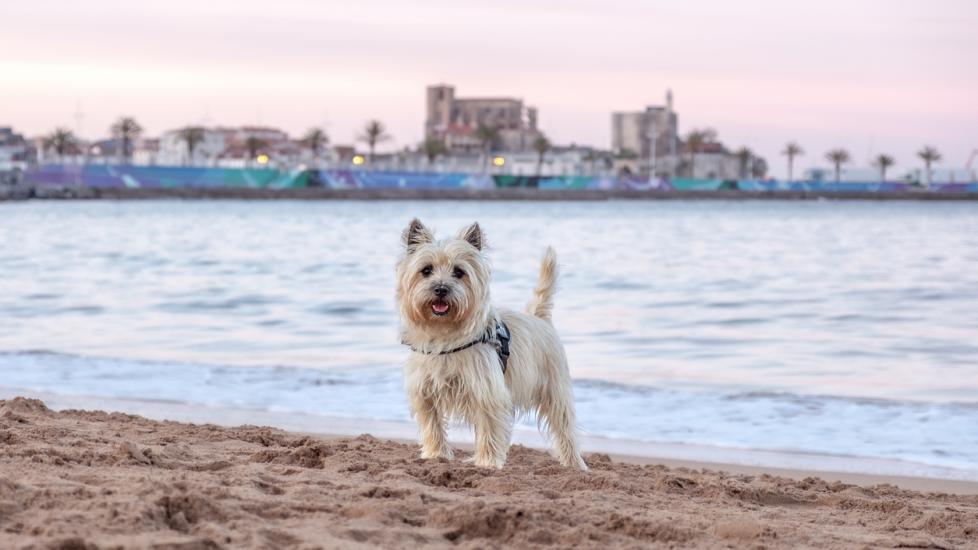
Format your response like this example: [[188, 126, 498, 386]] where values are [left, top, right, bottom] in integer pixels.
[[404, 320, 511, 374]]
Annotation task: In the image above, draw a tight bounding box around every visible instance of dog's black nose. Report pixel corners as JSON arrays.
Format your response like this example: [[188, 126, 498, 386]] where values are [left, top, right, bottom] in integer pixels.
[[433, 285, 449, 298]]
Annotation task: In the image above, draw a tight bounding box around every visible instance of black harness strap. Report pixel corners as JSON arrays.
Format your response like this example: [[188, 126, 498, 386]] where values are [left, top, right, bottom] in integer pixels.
[[495, 321, 510, 373], [405, 320, 511, 374]]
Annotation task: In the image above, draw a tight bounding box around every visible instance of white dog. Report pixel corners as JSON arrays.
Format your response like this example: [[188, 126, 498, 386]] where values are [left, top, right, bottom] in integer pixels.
[[396, 219, 586, 470]]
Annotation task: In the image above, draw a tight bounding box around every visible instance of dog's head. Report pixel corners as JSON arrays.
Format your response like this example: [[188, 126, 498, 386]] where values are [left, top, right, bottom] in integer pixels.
[[396, 219, 490, 332]]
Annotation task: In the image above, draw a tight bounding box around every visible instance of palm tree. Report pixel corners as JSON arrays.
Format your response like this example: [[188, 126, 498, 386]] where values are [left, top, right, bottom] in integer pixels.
[[533, 135, 551, 176], [358, 120, 390, 165], [735, 147, 753, 179], [302, 128, 329, 161], [178, 126, 205, 166], [917, 146, 942, 186], [244, 137, 267, 166], [422, 137, 446, 167], [475, 124, 499, 150], [110, 116, 142, 164], [825, 149, 851, 183], [683, 128, 716, 178], [873, 154, 895, 182], [475, 124, 500, 170], [782, 142, 804, 182], [44, 127, 76, 161], [751, 157, 769, 179]]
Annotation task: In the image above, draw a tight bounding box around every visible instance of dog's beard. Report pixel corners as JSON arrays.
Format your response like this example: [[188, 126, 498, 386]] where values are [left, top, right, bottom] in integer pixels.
[[420, 290, 466, 323]]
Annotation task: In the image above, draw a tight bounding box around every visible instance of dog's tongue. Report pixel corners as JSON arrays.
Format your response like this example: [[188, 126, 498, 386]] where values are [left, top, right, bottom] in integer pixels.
[[432, 301, 450, 314]]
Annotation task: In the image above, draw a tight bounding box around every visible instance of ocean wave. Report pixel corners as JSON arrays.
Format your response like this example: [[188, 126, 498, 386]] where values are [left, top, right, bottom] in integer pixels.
[[1, 350, 976, 473]]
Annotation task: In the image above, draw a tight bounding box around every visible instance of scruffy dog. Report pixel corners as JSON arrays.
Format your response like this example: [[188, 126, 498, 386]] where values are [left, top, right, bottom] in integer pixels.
[[396, 218, 587, 470]]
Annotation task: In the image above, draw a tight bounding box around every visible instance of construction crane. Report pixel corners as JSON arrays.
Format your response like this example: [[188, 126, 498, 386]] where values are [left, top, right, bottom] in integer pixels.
[[967, 150, 978, 182]]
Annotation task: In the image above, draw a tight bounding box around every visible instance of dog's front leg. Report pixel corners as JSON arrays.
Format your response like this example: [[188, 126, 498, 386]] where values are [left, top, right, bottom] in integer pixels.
[[411, 393, 453, 460], [470, 397, 513, 469]]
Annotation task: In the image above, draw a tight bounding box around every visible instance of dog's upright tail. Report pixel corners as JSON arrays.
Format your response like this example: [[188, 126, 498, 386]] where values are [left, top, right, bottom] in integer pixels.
[[528, 246, 558, 322]]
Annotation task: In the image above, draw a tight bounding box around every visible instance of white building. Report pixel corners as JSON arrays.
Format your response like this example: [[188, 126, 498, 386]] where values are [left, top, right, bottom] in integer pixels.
[[497, 147, 609, 177], [132, 139, 161, 166], [804, 167, 902, 183], [159, 128, 231, 166], [682, 145, 743, 180], [904, 167, 976, 184], [157, 126, 308, 168], [0, 127, 32, 169], [611, 90, 680, 177]]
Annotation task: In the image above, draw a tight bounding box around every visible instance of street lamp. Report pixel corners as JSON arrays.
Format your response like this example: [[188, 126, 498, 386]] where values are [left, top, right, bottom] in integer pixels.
[[647, 116, 658, 178]]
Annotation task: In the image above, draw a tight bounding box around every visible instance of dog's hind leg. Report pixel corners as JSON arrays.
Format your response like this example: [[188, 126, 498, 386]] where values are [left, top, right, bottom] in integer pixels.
[[411, 393, 452, 460], [540, 384, 588, 470]]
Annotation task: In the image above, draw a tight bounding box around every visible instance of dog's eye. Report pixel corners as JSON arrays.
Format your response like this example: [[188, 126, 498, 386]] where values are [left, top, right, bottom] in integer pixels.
[[452, 267, 465, 279], [420, 265, 433, 277]]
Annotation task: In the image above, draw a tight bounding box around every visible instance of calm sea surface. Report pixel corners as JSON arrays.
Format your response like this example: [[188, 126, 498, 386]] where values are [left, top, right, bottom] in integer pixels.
[[1, 200, 977, 472]]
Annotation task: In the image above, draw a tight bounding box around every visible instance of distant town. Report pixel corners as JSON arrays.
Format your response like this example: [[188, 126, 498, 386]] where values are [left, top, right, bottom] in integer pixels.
[[1, 84, 975, 185]]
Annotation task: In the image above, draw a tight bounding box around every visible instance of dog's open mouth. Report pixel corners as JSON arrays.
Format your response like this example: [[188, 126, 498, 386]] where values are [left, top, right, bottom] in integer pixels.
[[431, 300, 450, 316]]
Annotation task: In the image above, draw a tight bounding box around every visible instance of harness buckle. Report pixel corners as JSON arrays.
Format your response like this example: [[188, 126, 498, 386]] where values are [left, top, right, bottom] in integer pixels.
[[495, 321, 511, 374]]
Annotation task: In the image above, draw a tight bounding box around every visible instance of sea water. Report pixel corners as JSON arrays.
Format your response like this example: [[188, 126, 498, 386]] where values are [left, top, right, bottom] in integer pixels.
[[1, 200, 976, 475]]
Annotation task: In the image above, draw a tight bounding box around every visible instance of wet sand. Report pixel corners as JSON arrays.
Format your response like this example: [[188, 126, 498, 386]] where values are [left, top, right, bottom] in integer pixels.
[[2, 397, 976, 549]]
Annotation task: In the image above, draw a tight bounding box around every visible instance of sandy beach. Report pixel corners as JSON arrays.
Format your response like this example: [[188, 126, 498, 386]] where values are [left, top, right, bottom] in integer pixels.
[[1, 397, 976, 549]]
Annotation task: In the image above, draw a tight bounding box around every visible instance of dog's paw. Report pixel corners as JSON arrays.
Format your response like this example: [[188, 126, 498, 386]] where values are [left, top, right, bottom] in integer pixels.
[[569, 456, 589, 471], [554, 454, 589, 471], [420, 447, 453, 460]]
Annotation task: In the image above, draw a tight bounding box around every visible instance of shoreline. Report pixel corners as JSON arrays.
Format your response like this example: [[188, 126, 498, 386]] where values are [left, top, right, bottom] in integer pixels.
[[6, 387, 976, 494], [3, 186, 978, 201]]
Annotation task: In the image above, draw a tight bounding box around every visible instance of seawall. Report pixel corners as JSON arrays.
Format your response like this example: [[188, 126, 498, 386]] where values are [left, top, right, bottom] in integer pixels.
[[5, 186, 978, 201]]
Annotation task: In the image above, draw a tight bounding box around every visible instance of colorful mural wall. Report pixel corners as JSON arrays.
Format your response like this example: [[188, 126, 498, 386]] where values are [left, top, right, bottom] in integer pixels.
[[736, 180, 912, 193], [24, 165, 978, 194], [315, 170, 493, 189], [27, 165, 308, 189]]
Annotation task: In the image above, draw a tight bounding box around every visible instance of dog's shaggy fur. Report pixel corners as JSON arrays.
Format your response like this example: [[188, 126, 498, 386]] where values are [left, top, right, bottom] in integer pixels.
[[396, 219, 586, 470]]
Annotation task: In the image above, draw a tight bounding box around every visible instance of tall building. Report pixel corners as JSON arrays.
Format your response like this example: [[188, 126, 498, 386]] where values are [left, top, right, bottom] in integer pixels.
[[425, 84, 541, 153], [611, 90, 679, 176]]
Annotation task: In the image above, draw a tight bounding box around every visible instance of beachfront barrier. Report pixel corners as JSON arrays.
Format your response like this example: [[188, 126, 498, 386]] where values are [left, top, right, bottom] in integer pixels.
[[25, 164, 310, 189], [22, 165, 978, 194]]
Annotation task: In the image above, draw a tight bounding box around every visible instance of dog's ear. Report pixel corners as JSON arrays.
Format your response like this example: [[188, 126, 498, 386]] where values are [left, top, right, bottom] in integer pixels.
[[459, 222, 484, 251], [403, 218, 434, 253]]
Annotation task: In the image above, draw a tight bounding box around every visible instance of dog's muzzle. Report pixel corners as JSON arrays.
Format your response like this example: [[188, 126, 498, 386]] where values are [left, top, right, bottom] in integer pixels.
[[431, 285, 451, 316]]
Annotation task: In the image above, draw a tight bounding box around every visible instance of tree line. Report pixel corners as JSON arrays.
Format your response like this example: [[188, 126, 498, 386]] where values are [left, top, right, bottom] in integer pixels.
[[784, 142, 942, 184], [41, 118, 948, 183]]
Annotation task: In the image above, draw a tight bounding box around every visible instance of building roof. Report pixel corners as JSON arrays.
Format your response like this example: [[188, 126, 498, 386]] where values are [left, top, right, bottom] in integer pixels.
[[454, 97, 522, 105]]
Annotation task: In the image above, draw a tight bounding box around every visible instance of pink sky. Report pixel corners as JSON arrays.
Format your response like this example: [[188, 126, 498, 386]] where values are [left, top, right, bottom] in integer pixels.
[[2, 0, 976, 177]]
